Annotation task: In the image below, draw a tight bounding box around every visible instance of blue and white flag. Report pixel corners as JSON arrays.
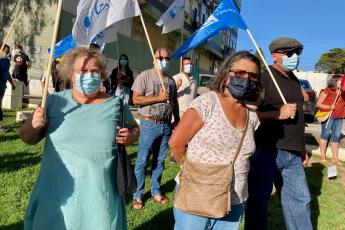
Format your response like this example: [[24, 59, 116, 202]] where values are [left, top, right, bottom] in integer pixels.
[[49, 24, 118, 59], [49, 34, 76, 59], [72, 0, 141, 47], [90, 24, 118, 46], [156, 0, 185, 34], [172, 0, 247, 58]]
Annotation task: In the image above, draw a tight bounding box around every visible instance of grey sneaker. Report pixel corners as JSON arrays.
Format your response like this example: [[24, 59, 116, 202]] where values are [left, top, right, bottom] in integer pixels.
[[0, 127, 9, 132], [169, 156, 176, 163]]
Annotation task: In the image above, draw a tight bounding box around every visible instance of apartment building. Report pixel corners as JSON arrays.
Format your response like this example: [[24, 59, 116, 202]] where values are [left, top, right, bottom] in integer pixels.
[[1, 0, 242, 81]]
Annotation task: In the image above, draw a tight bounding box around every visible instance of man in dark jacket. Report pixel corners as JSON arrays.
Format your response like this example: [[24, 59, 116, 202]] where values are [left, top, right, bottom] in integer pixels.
[[245, 37, 312, 230]]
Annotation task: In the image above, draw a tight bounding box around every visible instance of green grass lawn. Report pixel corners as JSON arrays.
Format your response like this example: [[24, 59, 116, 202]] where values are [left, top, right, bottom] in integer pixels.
[[0, 109, 345, 230]]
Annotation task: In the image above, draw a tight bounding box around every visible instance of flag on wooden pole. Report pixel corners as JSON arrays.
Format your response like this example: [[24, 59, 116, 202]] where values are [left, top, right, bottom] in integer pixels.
[[156, 0, 185, 34], [72, 0, 140, 47], [172, 0, 247, 58]]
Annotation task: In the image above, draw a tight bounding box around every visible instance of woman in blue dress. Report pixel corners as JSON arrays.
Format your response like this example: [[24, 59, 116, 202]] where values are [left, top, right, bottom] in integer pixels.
[[20, 48, 139, 230]]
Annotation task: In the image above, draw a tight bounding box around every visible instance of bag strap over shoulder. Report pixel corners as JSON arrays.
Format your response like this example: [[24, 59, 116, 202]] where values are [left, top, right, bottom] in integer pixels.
[[232, 109, 249, 165]]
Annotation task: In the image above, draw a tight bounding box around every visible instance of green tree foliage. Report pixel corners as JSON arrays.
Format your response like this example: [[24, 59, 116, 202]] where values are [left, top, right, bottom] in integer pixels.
[[254, 48, 267, 71], [315, 48, 345, 73]]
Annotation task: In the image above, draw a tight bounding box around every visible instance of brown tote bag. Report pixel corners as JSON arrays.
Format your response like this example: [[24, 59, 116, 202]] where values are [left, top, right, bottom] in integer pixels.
[[174, 111, 249, 219]]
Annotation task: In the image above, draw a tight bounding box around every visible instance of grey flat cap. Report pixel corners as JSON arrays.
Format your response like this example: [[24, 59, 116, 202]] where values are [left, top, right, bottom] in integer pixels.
[[269, 36, 303, 53]]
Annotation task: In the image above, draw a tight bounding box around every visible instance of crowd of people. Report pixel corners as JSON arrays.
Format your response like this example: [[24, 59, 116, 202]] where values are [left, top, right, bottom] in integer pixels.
[[0, 35, 341, 230]]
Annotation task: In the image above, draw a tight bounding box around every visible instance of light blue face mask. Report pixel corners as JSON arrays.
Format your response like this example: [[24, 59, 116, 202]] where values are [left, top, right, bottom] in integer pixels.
[[119, 59, 128, 66], [183, 64, 192, 74], [157, 59, 169, 72], [2, 53, 9, 59], [75, 72, 102, 95], [281, 53, 300, 72]]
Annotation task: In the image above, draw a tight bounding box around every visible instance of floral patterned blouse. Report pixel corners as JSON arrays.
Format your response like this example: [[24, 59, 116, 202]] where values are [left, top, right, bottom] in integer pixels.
[[186, 91, 260, 204]]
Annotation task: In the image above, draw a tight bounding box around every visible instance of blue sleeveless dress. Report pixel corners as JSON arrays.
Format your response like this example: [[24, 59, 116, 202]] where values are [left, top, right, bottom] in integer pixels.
[[24, 90, 136, 230]]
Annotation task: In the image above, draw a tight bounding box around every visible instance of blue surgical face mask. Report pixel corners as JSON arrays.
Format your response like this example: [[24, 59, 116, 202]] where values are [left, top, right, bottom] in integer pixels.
[[2, 53, 9, 59], [157, 59, 169, 72], [226, 76, 257, 100], [281, 53, 300, 72], [119, 59, 128, 66], [183, 64, 192, 74], [75, 72, 102, 95]]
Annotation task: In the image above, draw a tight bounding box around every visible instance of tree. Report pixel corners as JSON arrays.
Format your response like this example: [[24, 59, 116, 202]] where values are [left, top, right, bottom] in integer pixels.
[[315, 48, 345, 74], [254, 48, 267, 71]]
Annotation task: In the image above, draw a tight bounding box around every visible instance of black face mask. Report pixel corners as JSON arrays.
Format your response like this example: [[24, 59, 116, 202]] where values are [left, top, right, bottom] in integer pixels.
[[226, 76, 257, 100]]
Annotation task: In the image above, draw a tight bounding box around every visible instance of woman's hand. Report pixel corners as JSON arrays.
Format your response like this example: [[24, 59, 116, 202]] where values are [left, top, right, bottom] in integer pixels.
[[32, 107, 47, 129], [116, 126, 139, 146], [19, 107, 48, 145]]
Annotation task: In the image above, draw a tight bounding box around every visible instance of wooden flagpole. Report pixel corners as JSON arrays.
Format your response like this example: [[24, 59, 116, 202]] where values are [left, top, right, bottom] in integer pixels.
[[180, 27, 184, 72], [325, 88, 341, 129], [0, 2, 23, 52], [246, 29, 287, 105], [116, 26, 120, 62], [41, 0, 63, 108], [139, 13, 166, 91]]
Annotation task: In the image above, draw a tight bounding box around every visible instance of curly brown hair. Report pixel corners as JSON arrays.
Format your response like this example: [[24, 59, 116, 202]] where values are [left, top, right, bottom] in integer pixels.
[[58, 47, 107, 87]]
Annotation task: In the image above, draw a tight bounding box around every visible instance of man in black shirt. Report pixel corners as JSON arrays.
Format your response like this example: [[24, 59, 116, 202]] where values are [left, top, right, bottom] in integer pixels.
[[245, 37, 313, 230], [12, 45, 31, 86]]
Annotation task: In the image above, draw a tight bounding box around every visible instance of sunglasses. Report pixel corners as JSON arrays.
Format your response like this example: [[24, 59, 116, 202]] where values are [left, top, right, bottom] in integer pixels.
[[229, 69, 259, 81], [155, 56, 171, 61], [276, 48, 303, 57]]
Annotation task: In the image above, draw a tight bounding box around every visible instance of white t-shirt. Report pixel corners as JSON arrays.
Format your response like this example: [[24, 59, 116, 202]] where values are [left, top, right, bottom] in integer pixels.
[[173, 72, 197, 112]]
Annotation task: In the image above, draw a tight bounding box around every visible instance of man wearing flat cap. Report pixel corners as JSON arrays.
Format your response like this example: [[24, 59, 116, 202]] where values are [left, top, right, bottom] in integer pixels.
[[245, 36, 312, 230]]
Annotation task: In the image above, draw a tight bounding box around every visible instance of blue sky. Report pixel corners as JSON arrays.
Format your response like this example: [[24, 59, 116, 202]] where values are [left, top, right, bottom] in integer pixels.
[[236, 0, 345, 72]]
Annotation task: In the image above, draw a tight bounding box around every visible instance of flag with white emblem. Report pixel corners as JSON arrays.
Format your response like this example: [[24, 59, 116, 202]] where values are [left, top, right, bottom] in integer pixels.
[[156, 0, 185, 34], [72, 0, 140, 47]]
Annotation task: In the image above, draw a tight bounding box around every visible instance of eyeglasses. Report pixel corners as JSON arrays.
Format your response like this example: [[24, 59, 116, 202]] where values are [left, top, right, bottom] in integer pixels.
[[229, 69, 259, 81], [276, 48, 303, 57], [155, 56, 171, 61]]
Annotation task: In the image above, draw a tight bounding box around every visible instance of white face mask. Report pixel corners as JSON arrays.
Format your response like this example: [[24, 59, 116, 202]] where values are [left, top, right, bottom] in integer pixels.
[[157, 59, 170, 72], [183, 64, 192, 74], [75, 72, 102, 95], [281, 53, 300, 72]]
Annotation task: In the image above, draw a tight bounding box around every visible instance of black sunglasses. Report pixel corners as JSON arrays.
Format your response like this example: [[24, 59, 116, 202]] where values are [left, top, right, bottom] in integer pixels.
[[229, 69, 259, 81], [155, 56, 171, 61], [276, 48, 303, 57]]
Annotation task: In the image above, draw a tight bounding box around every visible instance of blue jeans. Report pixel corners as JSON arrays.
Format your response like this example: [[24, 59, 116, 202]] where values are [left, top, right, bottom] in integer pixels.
[[133, 119, 172, 199], [245, 148, 312, 230], [320, 117, 343, 142], [0, 83, 6, 121], [174, 203, 245, 230]]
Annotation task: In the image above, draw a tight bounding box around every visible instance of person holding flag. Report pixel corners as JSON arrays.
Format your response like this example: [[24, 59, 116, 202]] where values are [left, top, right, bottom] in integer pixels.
[[316, 74, 345, 165], [131, 47, 180, 210], [20, 48, 139, 230], [245, 37, 313, 230]]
